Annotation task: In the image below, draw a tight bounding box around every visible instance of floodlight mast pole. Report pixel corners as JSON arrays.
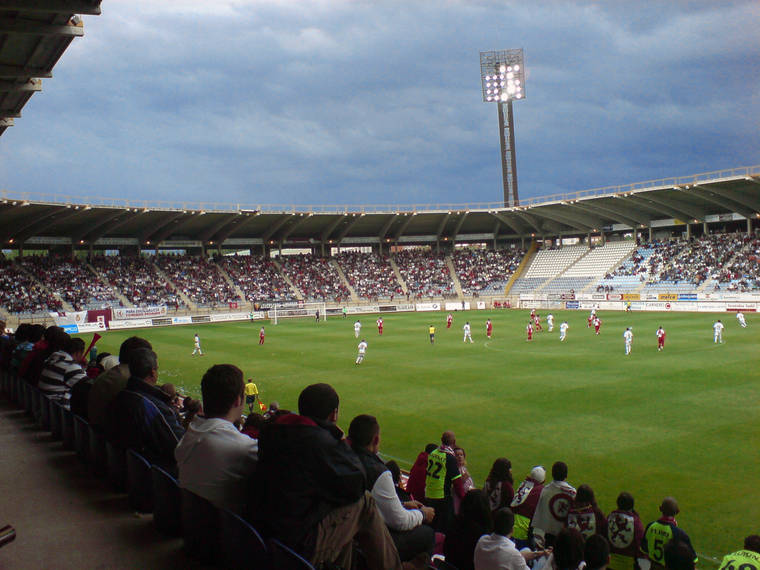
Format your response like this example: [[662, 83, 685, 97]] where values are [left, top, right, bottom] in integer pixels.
[[480, 48, 525, 208], [497, 100, 519, 207]]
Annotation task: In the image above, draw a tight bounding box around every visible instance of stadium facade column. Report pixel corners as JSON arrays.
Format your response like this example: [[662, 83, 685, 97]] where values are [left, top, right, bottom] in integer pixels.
[[686, 223, 691, 239], [648, 225, 653, 241], [747, 218, 752, 235], [703, 221, 709, 235]]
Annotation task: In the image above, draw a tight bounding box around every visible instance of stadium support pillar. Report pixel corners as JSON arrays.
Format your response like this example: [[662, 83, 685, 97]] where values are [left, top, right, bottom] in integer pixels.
[[686, 224, 691, 239], [703, 221, 709, 235], [748, 218, 752, 235], [648, 225, 652, 241]]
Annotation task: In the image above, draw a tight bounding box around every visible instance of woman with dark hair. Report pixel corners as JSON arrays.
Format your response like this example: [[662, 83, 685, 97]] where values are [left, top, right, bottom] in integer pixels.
[[567, 484, 607, 540], [483, 457, 514, 512], [537, 527, 586, 570], [453, 447, 475, 514], [443, 489, 493, 570]]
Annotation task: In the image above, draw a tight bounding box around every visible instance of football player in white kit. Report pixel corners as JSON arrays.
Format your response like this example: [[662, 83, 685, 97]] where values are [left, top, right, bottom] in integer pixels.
[[623, 327, 633, 355], [736, 312, 747, 328], [463, 322, 473, 343], [713, 320, 724, 343]]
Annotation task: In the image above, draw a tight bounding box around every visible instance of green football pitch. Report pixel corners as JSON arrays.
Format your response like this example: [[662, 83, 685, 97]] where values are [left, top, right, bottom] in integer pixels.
[[85, 309, 760, 561]]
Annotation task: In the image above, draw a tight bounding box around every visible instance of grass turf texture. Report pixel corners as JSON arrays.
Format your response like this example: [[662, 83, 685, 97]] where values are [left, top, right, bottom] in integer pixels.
[[85, 309, 760, 561]]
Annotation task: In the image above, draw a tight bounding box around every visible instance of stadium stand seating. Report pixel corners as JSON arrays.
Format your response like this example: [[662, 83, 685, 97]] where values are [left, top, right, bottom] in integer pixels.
[[91, 256, 185, 309], [510, 245, 588, 294], [154, 255, 241, 307], [0, 260, 64, 315], [394, 249, 455, 298], [334, 251, 403, 300], [598, 233, 753, 294], [217, 254, 296, 303], [541, 241, 636, 294], [17, 256, 120, 311], [452, 248, 526, 296], [277, 253, 351, 302]]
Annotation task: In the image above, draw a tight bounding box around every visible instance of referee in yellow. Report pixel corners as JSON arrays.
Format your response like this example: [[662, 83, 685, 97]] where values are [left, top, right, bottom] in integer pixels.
[[244, 379, 259, 413]]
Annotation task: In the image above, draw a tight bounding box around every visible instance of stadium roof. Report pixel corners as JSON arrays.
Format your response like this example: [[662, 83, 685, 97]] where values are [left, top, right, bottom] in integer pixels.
[[0, 0, 101, 137], [2, 166, 759, 249]]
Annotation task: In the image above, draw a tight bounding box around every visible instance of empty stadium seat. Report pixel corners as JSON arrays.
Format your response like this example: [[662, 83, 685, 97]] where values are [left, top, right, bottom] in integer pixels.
[[59, 402, 75, 450], [37, 392, 51, 431], [88, 424, 107, 477], [105, 440, 126, 492], [269, 538, 316, 569], [49, 398, 62, 440], [219, 509, 269, 569], [73, 414, 90, 464], [181, 488, 221, 563], [150, 465, 181, 536], [126, 449, 153, 513]]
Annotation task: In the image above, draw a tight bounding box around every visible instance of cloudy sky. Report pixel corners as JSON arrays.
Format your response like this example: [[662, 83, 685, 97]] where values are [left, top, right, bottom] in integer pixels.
[[1, 0, 759, 208]]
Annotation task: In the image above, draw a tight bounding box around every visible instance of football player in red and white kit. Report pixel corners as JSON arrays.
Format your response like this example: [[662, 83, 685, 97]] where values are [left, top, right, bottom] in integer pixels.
[[486, 319, 493, 339], [446, 313, 453, 329], [533, 313, 543, 332], [593, 316, 601, 335], [526, 321, 534, 341], [376, 317, 383, 335], [656, 326, 666, 351]]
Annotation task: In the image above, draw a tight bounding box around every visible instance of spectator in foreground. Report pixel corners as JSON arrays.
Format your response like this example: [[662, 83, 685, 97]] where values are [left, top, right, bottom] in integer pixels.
[[406, 443, 437, 502], [443, 489, 493, 570], [349, 414, 435, 563], [484, 457, 514, 512], [38, 335, 87, 399], [253, 383, 402, 569], [511, 465, 546, 549], [606, 492, 643, 570], [718, 535, 760, 570], [641, 497, 697, 570], [541, 527, 585, 570], [568, 484, 607, 539], [425, 431, 465, 533], [584, 534, 610, 570], [474, 507, 551, 570], [88, 336, 152, 428], [385, 460, 411, 502], [105, 348, 185, 474], [664, 539, 697, 570], [532, 461, 577, 548], [175, 364, 257, 514]]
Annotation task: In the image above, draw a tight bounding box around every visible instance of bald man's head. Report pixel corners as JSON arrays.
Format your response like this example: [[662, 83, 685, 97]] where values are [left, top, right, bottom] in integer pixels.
[[442, 431, 456, 446]]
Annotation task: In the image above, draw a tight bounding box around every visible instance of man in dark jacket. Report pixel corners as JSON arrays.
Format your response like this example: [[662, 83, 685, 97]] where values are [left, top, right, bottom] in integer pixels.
[[253, 382, 401, 569], [105, 348, 184, 474]]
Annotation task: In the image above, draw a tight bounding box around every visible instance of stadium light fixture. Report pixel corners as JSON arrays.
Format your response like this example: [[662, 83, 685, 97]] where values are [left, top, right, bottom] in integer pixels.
[[480, 49, 526, 207]]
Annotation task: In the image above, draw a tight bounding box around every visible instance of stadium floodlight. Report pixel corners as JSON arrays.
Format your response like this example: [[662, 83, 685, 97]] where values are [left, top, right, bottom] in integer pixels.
[[480, 49, 526, 207]]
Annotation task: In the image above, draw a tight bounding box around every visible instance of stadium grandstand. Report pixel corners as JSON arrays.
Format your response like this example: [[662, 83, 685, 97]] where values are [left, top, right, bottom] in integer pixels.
[[3, 2, 760, 568], [2, 165, 760, 325]]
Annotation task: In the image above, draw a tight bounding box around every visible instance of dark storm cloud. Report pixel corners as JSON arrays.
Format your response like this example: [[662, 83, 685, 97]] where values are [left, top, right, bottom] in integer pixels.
[[0, 1, 758, 207]]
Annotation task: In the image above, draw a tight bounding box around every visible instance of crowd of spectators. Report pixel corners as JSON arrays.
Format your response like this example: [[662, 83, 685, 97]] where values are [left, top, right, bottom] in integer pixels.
[[90, 256, 185, 309], [712, 236, 760, 291], [154, 255, 241, 307], [18, 256, 120, 311], [452, 248, 525, 295], [394, 250, 455, 299], [277, 253, 351, 302], [335, 251, 403, 301], [0, 323, 755, 569], [215, 254, 295, 303], [605, 233, 752, 288], [0, 260, 63, 314]]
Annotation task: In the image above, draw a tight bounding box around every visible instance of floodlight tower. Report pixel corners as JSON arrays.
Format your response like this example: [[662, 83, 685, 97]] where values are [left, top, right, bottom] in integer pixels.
[[480, 49, 525, 207]]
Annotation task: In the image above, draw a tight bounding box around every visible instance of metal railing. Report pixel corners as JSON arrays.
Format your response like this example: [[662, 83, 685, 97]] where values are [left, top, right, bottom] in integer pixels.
[[1, 164, 758, 215]]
